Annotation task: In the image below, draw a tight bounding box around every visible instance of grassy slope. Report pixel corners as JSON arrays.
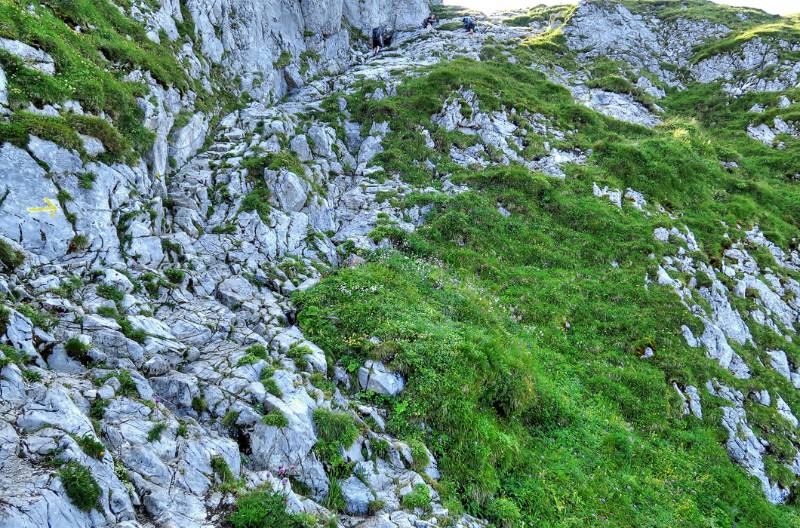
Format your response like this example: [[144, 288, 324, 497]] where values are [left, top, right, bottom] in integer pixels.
[[0, 0, 197, 163], [296, 18, 800, 528]]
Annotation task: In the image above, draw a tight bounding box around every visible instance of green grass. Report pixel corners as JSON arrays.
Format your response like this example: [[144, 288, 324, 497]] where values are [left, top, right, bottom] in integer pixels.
[[210, 455, 235, 485], [164, 267, 185, 284], [691, 18, 800, 64], [402, 484, 432, 512], [503, 4, 574, 28], [262, 411, 289, 428], [64, 336, 91, 364], [0, 0, 191, 160], [0, 238, 25, 271], [75, 434, 105, 459], [229, 488, 317, 528], [147, 422, 166, 442], [616, 0, 779, 27], [295, 47, 800, 526], [59, 461, 101, 511], [312, 408, 359, 478]]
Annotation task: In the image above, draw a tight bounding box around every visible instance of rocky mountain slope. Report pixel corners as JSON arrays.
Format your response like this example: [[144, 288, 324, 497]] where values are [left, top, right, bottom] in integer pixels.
[[1, 0, 800, 526]]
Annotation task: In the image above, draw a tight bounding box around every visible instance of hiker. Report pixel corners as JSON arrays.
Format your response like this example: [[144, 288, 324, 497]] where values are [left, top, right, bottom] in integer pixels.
[[423, 13, 438, 29], [463, 15, 476, 34], [372, 25, 393, 54]]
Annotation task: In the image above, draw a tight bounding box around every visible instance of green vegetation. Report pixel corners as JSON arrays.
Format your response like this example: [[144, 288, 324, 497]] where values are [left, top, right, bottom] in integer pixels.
[[238, 345, 268, 366], [0, 239, 25, 271], [322, 476, 346, 513], [76, 434, 105, 459], [504, 4, 574, 28], [274, 50, 292, 69], [0, 0, 191, 161], [147, 422, 167, 442], [68, 233, 90, 252], [210, 455, 236, 485], [95, 306, 147, 344], [221, 410, 240, 431], [228, 488, 319, 528], [617, 0, 778, 26], [192, 395, 208, 414], [89, 398, 109, 421], [401, 484, 431, 512], [261, 367, 282, 396], [21, 368, 42, 382], [59, 461, 101, 511], [296, 35, 800, 525], [262, 411, 289, 428], [241, 151, 305, 178], [163, 267, 185, 284], [240, 184, 272, 222], [64, 337, 91, 364], [312, 408, 359, 477], [96, 284, 125, 302]]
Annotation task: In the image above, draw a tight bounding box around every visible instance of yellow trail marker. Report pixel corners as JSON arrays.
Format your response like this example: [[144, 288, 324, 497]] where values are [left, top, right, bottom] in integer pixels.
[[27, 198, 60, 218]]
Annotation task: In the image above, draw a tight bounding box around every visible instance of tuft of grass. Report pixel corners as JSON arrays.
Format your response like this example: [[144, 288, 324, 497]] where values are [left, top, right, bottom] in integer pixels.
[[59, 461, 101, 511], [22, 368, 42, 382], [64, 337, 91, 364], [273, 51, 292, 69], [0, 239, 25, 271], [228, 488, 312, 528], [147, 422, 167, 442], [401, 484, 431, 512], [322, 476, 346, 514], [76, 434, 105, 460], [221, 410, 240, 431], [192, 395, 208, 414], [262, 411, 289, 428], [96, 284, 125, 302], [163, 267, 185, 284], [210, 455, 235, 485], [239, 184, 272, 222], [312, 408, 359, 478]]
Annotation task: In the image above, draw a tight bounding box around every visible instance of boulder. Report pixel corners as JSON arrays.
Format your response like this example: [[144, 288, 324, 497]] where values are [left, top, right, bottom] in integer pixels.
[[340, 475, 374, 515], [0, 37, 55, 74], [358, 360, 404, 396]]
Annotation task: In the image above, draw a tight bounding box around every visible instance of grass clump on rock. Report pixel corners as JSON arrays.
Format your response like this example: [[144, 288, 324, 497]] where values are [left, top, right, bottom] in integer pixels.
[[59, 461, 101, 511], [228, 488, 312, 528]]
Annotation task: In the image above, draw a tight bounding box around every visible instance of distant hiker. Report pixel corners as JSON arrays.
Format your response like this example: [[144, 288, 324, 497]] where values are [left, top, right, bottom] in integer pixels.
[[372, 26, 393, 54], [463, 16, 476, 34], [423, 13, 438, 29]]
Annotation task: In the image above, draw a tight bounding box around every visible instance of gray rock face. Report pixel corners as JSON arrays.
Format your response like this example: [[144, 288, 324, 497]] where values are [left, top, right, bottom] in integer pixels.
[[358, 360, 405, 396], [169, 113, 210, 168], [0, 66, 7, 111], [344, 0, 430, 33], [0, 143, 74, 261], [0, 37, 55, 74], [340, 475, 375, 515], [267, 169, 309, 212], [573, 88, 660, 127], [563, 1, 729, 88]]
